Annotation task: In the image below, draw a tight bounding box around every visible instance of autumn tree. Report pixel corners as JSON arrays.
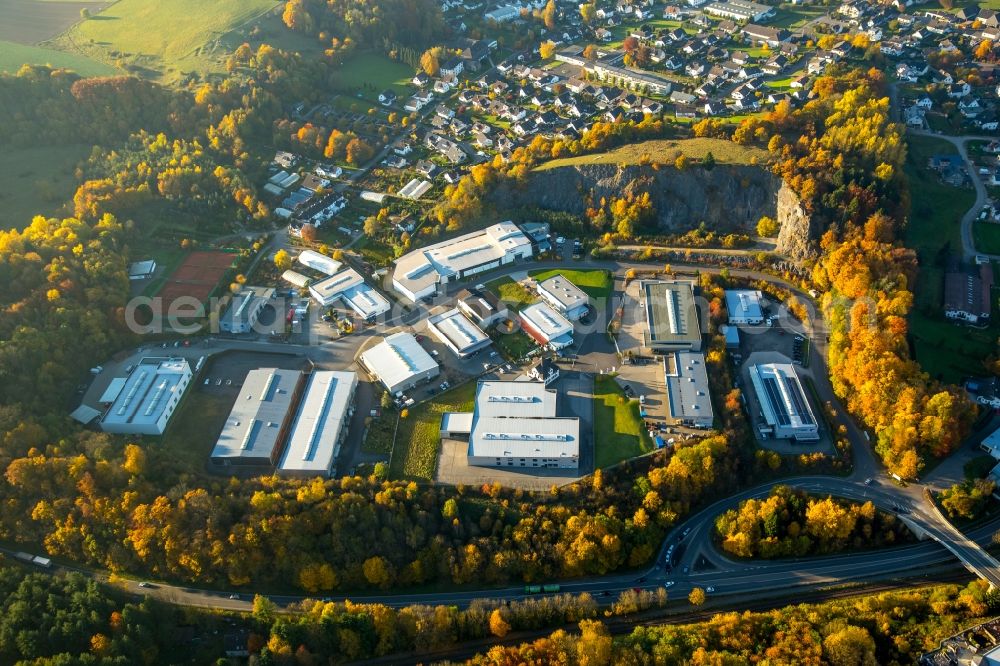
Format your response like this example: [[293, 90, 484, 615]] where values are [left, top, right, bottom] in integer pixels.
[[579, 2, 595, 23], [273, 249, 292, 270], [688, 588, 706, 605], [539, 40, 557, 59], [420, 47, 442, 76], [489, 608, 511, 637], [542, 0, 557, 29], [757, 215, 779, 237], [300, 223, 317, 243]]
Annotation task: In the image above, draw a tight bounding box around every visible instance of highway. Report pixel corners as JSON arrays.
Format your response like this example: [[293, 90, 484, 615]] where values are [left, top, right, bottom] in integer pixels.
[[53, 251, 1000, 619]]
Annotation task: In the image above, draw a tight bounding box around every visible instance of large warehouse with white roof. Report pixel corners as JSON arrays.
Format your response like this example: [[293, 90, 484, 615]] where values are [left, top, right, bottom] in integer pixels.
[[640, 280, 702, 352], [440, 380, 580, 469], [427, 308, 492, 358], [277, 370, 357, 477], [392, 222, 534, 302], [749, 363, 819, 441], [297, 249, 341, 276], [100, 357, 192, 435], [309, 267, 391, 320], [360, 332, 440, 394], [664, 351, 714, 428], [725, 289, 765, 325], [209, 368, 304, 469]]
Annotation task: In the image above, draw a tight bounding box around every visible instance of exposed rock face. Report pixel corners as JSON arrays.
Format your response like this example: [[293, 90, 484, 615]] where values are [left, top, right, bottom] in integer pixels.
[[500, 163, 817, 260], [774, 181, 817, 261]]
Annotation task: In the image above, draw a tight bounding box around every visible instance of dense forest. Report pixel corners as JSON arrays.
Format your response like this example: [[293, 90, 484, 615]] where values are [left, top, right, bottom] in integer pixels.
[[715, 486, 912, 559], [457, 582, 997, 666]]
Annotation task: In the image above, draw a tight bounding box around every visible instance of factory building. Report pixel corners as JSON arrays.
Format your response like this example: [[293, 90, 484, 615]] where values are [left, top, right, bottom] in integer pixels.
[[220, 286, 275, 334], [640, 280, 703, 352], [360, 332, 440, 394], [99, 357, 192, 436], [518, 302, 574, 350], [725, 289, 765, 326], [663, 351, 715, 428], [535, 275, 590, 321], [749, 363, 819, 441], [427, 308, 492, 358], [277, 371, 357, 477]]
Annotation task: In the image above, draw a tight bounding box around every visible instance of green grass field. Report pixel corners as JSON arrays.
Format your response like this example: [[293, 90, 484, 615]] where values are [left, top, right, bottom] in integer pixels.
[[157, 391, 230, 477], [0, 39, 114, 76], [769, 5, 826, 29], [974, 222, 1000, 255], [389, 381, 477, 481], [490, 329, 537, 361], [485, 276, 538, 309], [0, 144, 91, 230], [904, 135, 990, 382], [593, 375, 653, 468], [529, 268, 613, 299], [332, 52, 415, 96], [48, 0, 282, 83], [536, 138, 768, 171]]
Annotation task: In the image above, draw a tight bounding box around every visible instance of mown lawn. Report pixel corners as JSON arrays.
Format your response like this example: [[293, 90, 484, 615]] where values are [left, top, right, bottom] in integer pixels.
[[332, 52, 415, 96], [490, 329, 537, 361], [0, 144, 90, 230], [974, 222, 1000, 255], [904, 135, 989, 383], [593, 375, 653, 468], [157, 391, 231, 477], [485, 276, 539, 309], [529, 268, 613, 300], [49, 0, 281, 83], [389, 381, 477, 481], [535, 137, 768, 170]]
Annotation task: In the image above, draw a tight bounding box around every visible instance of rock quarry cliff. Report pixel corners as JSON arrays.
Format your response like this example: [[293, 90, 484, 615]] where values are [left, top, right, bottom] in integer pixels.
[[493, 163, 816, 260]]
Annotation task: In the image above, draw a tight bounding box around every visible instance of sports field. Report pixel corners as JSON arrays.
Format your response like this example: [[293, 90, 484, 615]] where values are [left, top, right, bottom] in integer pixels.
[[47, 0, 282, 82], [0, 0, 109, 44], [156, 251, 235, 307]]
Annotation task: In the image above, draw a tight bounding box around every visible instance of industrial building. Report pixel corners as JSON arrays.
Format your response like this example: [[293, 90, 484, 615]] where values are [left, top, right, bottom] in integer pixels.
[[456, 287, 509, 328], [392, 222, 533, 302], [725, 290, 765, 326], [640, 280, 703, 352], [519, 302, 574, 350], [281, 270, 311, 289], [427, 308, 492, 358], [210, 368, 304, 469], [704, 0, 774, 22], [220, 286, 275, 334], [944, 264, 993, 324], [536, 275, 590, 321], [360, 332, 440, 394], [277, 371, 357, 477], [309, 268, 391, 320], [297, 249, 342, 276], [663, 351, 715, 428], [440, 380, 580, 469], [99, 357, 193, 435], [749, 363, 819, 441]]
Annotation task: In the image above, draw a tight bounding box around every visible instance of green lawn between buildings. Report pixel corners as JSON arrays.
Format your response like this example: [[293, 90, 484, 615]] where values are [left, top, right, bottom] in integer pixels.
[[974, 221, 1000, 255], [485, 276, 538, 309], [389, 381, 477, 481], [528, 268, 614, 300], [593, 375, 654, 469]]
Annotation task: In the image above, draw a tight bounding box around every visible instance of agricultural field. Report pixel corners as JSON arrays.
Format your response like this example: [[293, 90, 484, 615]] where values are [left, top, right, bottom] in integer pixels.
[[536, 137, 768, 170], [389, 381, 477, 481], [46, 0, 282, 83], [0, 144, 91, 230], [0, 0, 109, 44], [593, 375, 653, 469]]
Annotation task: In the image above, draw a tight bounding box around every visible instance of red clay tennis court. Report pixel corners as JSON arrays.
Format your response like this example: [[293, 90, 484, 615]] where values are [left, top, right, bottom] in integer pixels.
[[157, 251, 236, 306]]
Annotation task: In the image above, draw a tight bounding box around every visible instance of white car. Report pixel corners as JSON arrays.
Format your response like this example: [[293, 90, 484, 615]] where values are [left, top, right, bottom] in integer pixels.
[[664, 581, 675, 587], [706, 586, 715, 593], [556, 236, 565, 244]]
